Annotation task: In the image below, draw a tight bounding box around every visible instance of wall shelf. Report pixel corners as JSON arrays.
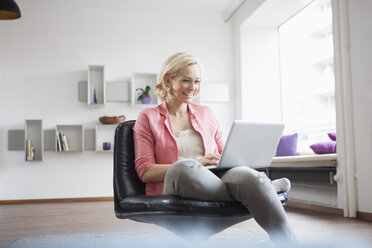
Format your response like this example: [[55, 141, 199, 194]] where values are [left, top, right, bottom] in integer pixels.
[[25, 120, 43, 161], [55, 125, 84, 152], [95, 125, 116, 152], [87, 65, 105, 105], [131, 72, 159, 106], [78, 81, 130, 103], [9, 128, 96, 153]]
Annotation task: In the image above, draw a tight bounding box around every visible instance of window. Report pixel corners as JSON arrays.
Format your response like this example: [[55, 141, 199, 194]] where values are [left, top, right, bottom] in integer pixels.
[[278, 0, 335, 153]]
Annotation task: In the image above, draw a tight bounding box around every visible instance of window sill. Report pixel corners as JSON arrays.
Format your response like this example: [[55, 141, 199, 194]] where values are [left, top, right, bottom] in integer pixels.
[[271, 154, 337, 168]]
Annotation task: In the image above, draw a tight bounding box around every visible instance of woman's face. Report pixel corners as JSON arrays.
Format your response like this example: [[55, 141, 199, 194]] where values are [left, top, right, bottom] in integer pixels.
[[167, 64, 200, 104]]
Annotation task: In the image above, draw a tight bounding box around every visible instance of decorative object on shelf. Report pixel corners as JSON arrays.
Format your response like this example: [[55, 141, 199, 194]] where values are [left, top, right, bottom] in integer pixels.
[[136, 85, 151, 104], [102, 142, 111, 151], [99, 115, 126, 125], [0, 0, 21, 20]]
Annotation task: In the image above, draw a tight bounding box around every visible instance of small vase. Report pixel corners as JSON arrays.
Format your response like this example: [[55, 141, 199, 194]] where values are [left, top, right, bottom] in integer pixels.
[[102, 142, 111, 151], [141, 97, 151, 104]]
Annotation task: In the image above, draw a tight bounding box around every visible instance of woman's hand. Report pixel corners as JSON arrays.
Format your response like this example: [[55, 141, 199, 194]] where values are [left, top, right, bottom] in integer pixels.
[[197, 153, 221, 166]]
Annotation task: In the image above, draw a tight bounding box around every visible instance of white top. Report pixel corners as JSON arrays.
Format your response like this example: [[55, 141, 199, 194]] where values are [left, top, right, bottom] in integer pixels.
[[174, 127, 204, 161]]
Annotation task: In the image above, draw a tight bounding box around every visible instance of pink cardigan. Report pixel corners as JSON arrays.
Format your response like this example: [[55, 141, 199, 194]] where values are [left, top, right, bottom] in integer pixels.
[[133, 102, 225, 195]]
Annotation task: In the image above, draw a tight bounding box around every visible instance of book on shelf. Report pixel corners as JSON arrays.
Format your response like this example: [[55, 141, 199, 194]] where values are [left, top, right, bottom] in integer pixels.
[[93, 87, 97, 104], [26, 139, 35, 161], [56, 131, 70, 152], [58, 131, 64, 151], [62, 133, 70, 151], [91, 86, 97, 104], [26, 139, 30, 160], [31, 147, 35, 160], [56, 132, 62, 151]]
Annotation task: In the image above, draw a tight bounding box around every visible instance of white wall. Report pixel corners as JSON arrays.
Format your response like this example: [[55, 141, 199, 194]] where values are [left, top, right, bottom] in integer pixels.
[[0, 0, 234, 200], [231, 0, 265, 120], [240, 26, 281, 123], [347, 0, 372, 213]]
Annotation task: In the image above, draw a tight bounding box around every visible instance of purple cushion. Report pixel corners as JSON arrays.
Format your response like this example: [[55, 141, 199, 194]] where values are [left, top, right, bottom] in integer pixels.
[[328, 132, 336, 141], [276, 133, 298, 156], [310, 141, 337, 154]]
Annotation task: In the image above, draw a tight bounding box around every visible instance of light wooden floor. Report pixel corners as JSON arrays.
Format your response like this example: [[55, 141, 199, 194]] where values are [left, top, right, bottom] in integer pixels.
[[1, 201, 372, 247]]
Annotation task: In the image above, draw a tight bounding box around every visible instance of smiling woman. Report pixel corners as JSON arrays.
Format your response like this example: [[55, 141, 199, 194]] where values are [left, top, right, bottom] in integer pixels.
[[165, 65, 200, 103], [132, 52, 296, 244], [154, 52, 202, 103]]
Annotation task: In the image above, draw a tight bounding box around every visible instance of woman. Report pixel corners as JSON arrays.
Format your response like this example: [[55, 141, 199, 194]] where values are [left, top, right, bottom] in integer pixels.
[[133, 52, 295, 243]]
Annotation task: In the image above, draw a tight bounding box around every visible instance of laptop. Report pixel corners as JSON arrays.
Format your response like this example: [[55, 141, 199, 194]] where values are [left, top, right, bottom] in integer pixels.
[[206, 121, 284, 169]]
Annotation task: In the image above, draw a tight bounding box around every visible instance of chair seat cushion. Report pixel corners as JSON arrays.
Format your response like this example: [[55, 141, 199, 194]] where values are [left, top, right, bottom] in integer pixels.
[[119, 193, 287, 217], [120, 195, 248, 216]]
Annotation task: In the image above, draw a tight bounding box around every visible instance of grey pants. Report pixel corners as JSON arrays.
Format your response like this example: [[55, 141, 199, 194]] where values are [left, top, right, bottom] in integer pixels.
[[163, 159, 296, 242]]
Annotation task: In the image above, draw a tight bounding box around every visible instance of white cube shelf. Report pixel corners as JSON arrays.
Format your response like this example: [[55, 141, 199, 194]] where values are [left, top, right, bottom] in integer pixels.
[[95, 125, 116, 152], [25, 119, 43, 161], [87, 65, 105, 105], [55, 125, 84, 152], [131, 72, 160, 106]]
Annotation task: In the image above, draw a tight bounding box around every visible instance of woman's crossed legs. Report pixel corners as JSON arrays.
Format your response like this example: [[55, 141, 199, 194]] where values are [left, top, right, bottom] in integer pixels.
[[163, 159, 296, 243]]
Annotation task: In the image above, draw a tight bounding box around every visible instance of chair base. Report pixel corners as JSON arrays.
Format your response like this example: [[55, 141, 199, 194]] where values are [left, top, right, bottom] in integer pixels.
[[126, 214, 252, 240]]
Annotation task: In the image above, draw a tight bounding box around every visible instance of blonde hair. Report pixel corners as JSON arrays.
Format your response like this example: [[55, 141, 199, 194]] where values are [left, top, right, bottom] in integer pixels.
[[154, 52, 202, 102]]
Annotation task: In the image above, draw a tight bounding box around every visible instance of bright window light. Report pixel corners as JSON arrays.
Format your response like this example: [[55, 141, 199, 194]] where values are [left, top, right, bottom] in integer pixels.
[[279, 0, 335, 153]]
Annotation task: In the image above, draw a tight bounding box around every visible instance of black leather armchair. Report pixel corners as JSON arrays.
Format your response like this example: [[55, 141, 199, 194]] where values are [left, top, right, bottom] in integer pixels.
[[113, 120, 288, 239]]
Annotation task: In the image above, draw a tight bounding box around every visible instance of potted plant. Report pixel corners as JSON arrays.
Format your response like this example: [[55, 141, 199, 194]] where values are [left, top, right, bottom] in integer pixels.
[[136, 85, 151, 104]]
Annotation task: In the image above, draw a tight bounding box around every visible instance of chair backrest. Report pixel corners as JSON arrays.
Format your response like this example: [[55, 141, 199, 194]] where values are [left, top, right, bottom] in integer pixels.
[[113, 120, 145, 206]]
